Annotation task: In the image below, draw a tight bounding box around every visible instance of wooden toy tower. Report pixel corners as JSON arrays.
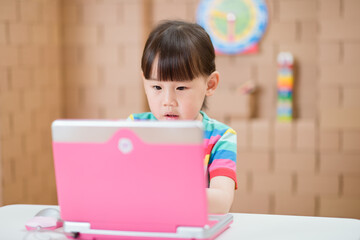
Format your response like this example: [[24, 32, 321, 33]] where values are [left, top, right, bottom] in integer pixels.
[[276, 52, 294, 122]]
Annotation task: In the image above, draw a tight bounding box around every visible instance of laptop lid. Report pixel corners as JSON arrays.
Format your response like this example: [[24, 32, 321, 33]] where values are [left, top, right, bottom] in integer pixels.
[[52, 120, 207, 233]]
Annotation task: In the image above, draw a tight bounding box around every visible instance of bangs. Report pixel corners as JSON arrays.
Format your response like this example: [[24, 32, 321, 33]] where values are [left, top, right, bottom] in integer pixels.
[[156, 49, 201, 81], [143, 39, 202, 82], [141, 21, 215, 82]]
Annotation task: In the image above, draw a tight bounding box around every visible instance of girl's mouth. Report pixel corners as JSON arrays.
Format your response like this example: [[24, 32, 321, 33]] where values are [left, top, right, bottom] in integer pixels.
[[164, 114, 179, 120]]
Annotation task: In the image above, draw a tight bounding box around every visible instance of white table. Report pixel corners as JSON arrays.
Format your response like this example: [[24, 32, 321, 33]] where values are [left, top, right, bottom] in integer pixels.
[[0, 204, 359, 240]]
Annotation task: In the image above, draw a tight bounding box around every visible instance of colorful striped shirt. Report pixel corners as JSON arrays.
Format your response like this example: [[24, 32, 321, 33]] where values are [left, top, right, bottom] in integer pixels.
[[128, 111, 237, 189]]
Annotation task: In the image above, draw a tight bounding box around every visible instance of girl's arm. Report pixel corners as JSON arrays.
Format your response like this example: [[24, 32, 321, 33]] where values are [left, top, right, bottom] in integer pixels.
[[206, 176, 235, 214]]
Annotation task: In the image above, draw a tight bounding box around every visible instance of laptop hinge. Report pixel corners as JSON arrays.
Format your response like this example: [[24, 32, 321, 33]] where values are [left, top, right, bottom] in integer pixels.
[[64, 221, 91, 232], [64, 222, 206, 239], [63, 214, 233, 239]]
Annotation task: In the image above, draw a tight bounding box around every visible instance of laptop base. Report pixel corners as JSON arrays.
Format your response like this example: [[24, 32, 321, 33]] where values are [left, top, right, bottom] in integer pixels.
[[64, 214, 233, 240]]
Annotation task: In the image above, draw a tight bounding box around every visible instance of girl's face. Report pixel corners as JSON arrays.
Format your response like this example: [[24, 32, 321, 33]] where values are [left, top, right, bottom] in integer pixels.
[[142, 59, 219, 121]]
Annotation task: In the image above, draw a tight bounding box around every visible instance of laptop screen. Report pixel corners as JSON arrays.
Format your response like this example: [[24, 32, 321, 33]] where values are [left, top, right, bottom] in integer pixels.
[[52, 120, 208, 233]]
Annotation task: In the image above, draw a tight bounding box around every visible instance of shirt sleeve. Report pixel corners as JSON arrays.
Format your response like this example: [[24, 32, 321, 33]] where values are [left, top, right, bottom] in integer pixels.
[[208, 128, 238, 189], [127, 114, 134, 120]]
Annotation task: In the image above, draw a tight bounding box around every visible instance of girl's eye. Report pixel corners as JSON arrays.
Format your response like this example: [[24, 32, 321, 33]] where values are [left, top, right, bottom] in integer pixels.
[[153, 86, 162, 90], [177, 86, 187, 91]]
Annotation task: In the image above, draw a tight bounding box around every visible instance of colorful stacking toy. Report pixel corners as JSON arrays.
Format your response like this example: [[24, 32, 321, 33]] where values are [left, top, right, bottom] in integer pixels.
[[277, 52, 294, 122]]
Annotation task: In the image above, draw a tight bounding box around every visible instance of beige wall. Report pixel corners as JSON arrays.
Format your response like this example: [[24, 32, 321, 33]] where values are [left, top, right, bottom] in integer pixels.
[[62, 0, 146, 119], [0, 0, 62, 205], [0, 0, 359, 218]]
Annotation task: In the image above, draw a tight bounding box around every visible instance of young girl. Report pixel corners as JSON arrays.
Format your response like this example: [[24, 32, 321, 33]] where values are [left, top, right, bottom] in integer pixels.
[[128, 20, 237, 214]]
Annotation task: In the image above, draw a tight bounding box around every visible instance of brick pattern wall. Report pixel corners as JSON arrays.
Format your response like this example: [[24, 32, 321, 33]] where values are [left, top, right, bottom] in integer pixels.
[[316, 0, 360, 218], [63, 0, 145, 119], [0, 0, 359, 218], [0, 0, 62, 205]]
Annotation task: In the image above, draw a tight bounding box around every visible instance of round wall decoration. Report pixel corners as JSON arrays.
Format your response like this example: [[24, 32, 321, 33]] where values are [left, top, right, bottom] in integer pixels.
[[197, 0, 268, 55]]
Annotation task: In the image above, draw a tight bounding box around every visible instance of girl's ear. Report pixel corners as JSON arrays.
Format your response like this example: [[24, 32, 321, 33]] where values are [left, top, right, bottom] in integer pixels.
[[205, 71, 220, 97], [141, 70, 145, 80], [141, 71, 149, 96]]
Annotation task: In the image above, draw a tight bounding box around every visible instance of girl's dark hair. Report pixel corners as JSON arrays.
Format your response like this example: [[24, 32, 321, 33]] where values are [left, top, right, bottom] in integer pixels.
[[141, 20, 216, 81]]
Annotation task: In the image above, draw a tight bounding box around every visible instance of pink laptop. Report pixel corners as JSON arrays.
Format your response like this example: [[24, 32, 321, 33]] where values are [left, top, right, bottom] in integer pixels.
[[52, 120, 233, 240]]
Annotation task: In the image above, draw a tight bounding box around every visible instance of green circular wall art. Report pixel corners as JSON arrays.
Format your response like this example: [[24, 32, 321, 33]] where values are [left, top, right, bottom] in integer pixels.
[[197, 0, 268, 55]]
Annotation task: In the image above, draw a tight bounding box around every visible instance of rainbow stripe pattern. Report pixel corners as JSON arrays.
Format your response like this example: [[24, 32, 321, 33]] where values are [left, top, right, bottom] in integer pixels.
[[277, 52, 294, 122], [128, 111, 238, 189]]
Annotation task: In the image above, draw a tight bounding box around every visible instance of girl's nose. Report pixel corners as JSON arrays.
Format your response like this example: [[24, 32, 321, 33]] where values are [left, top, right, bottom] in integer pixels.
[[163, 90, 177, 107]]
